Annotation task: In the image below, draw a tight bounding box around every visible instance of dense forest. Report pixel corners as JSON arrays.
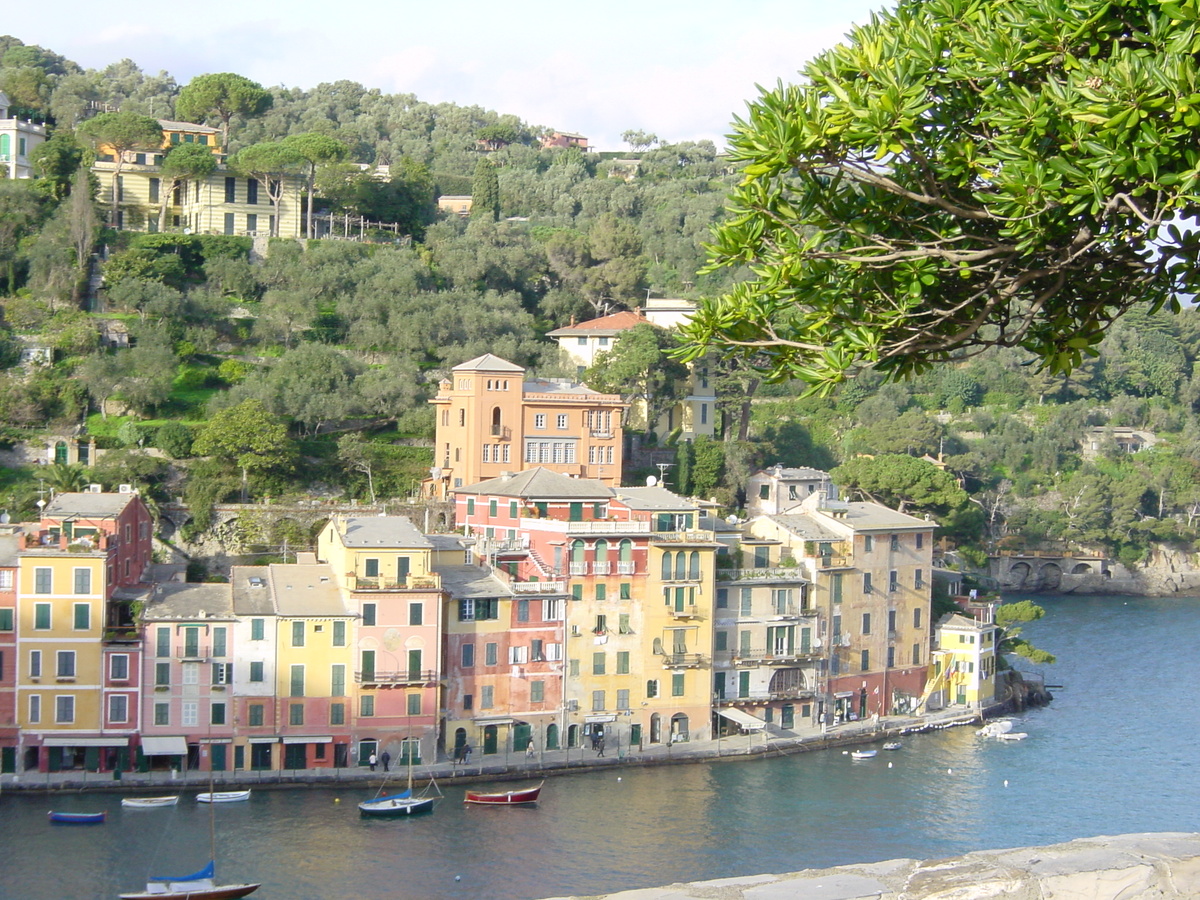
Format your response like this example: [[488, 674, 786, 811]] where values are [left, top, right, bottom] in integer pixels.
[[2, 35, 1200, 569]]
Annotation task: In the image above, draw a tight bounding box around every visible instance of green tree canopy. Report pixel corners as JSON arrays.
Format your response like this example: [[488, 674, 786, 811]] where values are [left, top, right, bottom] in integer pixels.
[[175, 72, 273, 151], [229, 142, 305, 236], [471, 158, 500, 222], [77, 111, 162, 224], [156, 143, 217, 231], [281, 132, 347, 238], [583, 323, 689, 435], [192, 398, 295, 500], [680, 0, 1200, 391]]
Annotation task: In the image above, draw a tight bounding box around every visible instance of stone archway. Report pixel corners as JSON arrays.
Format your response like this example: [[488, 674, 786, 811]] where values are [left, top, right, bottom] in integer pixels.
[[1007, 561, 1032, 589], [1040, 562, 1062, 589], [1071, 562, 1093, 575]]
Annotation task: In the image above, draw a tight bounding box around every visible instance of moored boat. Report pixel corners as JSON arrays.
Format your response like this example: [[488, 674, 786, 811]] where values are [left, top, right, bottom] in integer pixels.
[[196, 790, 251, 803], [849, 750, 877, 760], [997, 732, 1028, 741], [358, 792, 435, 817], [464, 781, 543, 805], [882, 741, 902, 751], [118, 861, 260, 900], [121, 795, 180, 809], [49, 810, 106, 824]]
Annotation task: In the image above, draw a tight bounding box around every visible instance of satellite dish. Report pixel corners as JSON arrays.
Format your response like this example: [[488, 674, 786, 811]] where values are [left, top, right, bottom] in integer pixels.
[[725, 514, 738, 525], [0, 511, 8, 524], [646, 475, 658, 487]]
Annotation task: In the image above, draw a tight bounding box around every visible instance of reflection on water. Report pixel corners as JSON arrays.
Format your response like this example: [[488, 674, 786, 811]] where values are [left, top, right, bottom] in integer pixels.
[[3, 595, 1199, 900]]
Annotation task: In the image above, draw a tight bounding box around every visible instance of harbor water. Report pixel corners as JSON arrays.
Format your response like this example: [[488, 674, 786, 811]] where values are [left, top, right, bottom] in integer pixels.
[[3, 593, 1199, 900]]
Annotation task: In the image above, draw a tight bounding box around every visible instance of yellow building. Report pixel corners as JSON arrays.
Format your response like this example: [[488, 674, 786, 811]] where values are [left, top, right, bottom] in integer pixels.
[[923, 611, 1001, 710], [90, 118, 303, 237]]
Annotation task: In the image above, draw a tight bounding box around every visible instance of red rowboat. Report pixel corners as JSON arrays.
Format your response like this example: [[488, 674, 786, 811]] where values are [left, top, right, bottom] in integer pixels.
[[463, 781, 543, 805]]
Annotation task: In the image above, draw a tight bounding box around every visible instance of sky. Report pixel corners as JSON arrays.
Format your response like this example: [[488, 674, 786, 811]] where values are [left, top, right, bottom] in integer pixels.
[[5, 0, 889, 152]]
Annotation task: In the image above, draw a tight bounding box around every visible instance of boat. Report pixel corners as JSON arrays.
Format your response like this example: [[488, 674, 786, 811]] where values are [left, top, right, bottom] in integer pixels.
[[118, 861, 259, 900], [196, 790, 251, 803], [849, 750, 877, 760], [977, 719, 1014, 737], [121, 795, 180, 809], [997, 732, 1028, 741], [359, 747, 440, 817], [882, 741, 902, 751], [464, 781, 544, 805], [49, 810, 106, 824]]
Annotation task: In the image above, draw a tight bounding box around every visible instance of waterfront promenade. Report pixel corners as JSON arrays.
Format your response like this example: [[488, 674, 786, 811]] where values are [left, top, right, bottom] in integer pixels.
[[0, 705, 984, 795]]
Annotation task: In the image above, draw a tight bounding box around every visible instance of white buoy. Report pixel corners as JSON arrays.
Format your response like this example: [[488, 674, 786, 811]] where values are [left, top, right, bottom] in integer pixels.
[[888, 761, 893, 768], [948, 768, 953, 775], [617, 777, 622, 781], [455, 876, 462, 882], [1004, 779, 1009, 787]]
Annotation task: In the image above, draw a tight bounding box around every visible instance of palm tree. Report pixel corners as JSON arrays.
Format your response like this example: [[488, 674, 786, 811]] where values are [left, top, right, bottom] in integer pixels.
[[44, 463, 89, 496]]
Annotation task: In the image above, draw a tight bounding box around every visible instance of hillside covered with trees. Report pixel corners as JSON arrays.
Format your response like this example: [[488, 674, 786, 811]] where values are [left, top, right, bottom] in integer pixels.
[[3, 34, 1200, 572]]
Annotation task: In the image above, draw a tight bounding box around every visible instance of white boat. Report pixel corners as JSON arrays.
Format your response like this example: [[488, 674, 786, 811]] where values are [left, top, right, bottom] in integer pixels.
[[196, 790, 251, 803], [998, 732, 1028, 741], [977, 719, 1014, 737], [882, 741, 902, 751], [121, 795, 180, 809], [119, 860, 259, 900], [850, 749, 877, 760]]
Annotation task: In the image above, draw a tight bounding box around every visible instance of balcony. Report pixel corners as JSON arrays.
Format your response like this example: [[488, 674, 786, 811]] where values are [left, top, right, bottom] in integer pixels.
[[720, 566, 807, 583], [590, 430, 614, 439], [662, 653, 706, 668], [568, 562, 588, 576], [816, 556, 854, 569], [356, 669, 439, 686], [592, 561, 611, 575], [733, 647, 820, 665], [616, 561, 636, 575], [767, 603, 818, 619], [510, 579, 566, 594], [650, 530, 715, 544], [668, 606, 704, 620], [718, 686, 816, 703], [489, 424, 512, 439], [347, 573, 441, 592]]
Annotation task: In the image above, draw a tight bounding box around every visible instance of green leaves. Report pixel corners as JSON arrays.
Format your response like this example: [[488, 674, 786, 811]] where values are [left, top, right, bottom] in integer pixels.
[[682, 0, 1200, 391]]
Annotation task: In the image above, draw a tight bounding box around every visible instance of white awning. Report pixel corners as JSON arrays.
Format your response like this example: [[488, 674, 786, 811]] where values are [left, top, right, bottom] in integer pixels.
[[585, 715, 617, 723], [282, 735, 332, 745], [717, 708, 766, 731], [472, 716, 514, 725], [834, 691, 856, 698], [42, 736, 130, 748], [248, 736, 279, 744], [140, 736, 188, 756]]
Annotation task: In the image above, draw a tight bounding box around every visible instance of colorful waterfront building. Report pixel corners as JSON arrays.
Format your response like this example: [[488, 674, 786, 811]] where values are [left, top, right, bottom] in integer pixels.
[[228, 566, 279, 770], [745, 492, 934, 723], [924, 610, 1002, 710], [453, 468, 718, 752], [0, 523, 18, 773], [12, 490, 152, 772], [318, 517, 443, 766]]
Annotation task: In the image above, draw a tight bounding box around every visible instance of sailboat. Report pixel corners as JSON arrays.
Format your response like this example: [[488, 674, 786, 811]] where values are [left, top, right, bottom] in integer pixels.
[[358, 743, 438, 817], [119, 768, 260, 899]]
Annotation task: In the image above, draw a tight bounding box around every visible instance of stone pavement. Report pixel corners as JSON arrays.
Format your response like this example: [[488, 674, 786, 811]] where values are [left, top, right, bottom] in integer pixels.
[[0, 707, 982, 795], [534, 833, 1200, 900]]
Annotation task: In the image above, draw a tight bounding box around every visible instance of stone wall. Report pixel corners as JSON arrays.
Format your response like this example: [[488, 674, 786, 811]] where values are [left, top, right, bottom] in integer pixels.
[[542, 833, 1200, 900]]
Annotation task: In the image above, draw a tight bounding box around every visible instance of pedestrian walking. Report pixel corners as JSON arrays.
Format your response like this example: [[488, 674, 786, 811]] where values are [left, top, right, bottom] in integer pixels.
[[380, 750, 391, 772], [526, 739, 535, 759], [463, 743, 472, 763], [368, 752, 377, 771], [596, 737, 605, 758]]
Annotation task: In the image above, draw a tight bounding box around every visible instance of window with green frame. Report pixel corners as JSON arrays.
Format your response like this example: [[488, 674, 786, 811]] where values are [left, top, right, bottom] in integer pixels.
[[73, 604, 90, 630], [530, 680, 544, 702], [330, 702, 345, 725], [672, 673, 685, 696], [407, 693, 421, 715], [289, 704, 304, 726], [0, 608, 11, 631], [34, 603, 50, 630], [616, 651, 629, 674], [248, 704, 264, 726]]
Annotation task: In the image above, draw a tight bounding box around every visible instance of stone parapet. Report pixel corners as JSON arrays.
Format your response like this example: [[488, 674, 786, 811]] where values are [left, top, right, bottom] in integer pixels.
[[538, 833, 1200, 900]]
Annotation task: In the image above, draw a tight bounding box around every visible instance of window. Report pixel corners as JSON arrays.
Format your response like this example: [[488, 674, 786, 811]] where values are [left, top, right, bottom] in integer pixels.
[[547, 642, 563, 661], [509, 645, 528, 664], [889, 570, 899, 592], [463, 694, 473, 710], [360, 695, 375, 717], [887, 646, 895, 667], [616, 651, 630, 674], [223, 212, 235, 235], [595, 584, 606, 602], [754, 546, 769, 568], [110, 654, 129, 680], [592, 652, 606, 675], [289, 704, 304, 726], [247, 178, 258, 204], [715, 630, 728, 651], [409, 602, 424, 626], [618, 613, 631, 634], [592, 690, 605, 711], [516, 599, 529, 622], [212, 662, 232, 684], [863, 572, 873, 594], [888, 609, 897, 633], [249, 661, 264, 682], [109, 695, 128, 724], [73, 603, 90, 630], [544, 598, 560, 621], [155, 702, 170, 726], [213, 627, 227, 657], [557, 414, 568, 429], [865, 535, 874, 552], [740, 588, 752, 616], [74, 568, 92, 594], [155, 662, 170, 686], [915, 569, 924, 589], [672, 673, 685, 696], [569, 659, 580, 677], [183, 662, 200, 685], [531, 639, 544, 661], [462, 643, 475, 667], [890, 534, 900, 552], [485, 643, 498, 666], [531, 680, 545, 702], [862, 613, 871, 635], [251, 618, 265, 641], [716, 588, 728, 609], [481, 685, 494, 709], [246, 213, 257, 232], [535, 414, 546, 429], [916, 532, 924, 550], [913, 607, 922, 629], [403, 692, 421, 716], [759, 483, 770, 500], [646, 679, 659, 698], [248, 704, 264, 726], [331, 703, 345, 725], [362, 603, 376, 626], [861, 649, 870, 671], [184, 628, 200, 658], [594, 614, 607, 635], [225, 176, 236, 203], [913, 643, 921, 665], [0, 570, 9, 590], [333, 620, 346, 646], [56, 695, 75, 724], [467, 498, 475, 516], [212, 702, 227, 725], [831, 573, 843, 604], [365, 557, 380, 577], [34, 603, 50, 630], [290, 664, 305, 697], [331, 664, 345, 697], [57, 651, 75, 678]]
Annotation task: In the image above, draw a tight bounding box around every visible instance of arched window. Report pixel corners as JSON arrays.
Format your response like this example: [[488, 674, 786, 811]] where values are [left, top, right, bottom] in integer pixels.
[[546, 723, 559, 750], [571, 540, 586, 570], [689, 551, 700, 580], [660, 552, 672, 581], [674, 552, 686, 581], [491, 407, 502, 434], [619, 539, 633, 562], [594, 539, 608, 564]]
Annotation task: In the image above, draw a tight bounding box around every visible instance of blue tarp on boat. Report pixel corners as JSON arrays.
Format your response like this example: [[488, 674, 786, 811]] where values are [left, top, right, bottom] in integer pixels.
[[152, 860, 215, 882]]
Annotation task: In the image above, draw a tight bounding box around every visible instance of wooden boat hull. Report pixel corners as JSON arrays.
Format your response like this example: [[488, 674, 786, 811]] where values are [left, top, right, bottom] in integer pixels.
[[122, 795, 180, 809], [464, 782, 543, 805], [358, 796, 435, 817], [118, 882, 260, 899], [196, 791, 250, 803], [48, 810, 106, 824]]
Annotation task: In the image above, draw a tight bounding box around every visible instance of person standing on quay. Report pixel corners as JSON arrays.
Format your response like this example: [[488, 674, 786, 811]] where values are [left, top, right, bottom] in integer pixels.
[[380, 750, 391, 772], [369, 752, 378, 771]]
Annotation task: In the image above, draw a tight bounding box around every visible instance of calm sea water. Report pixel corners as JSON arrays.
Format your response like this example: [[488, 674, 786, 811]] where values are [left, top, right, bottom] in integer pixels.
[[3, 594, 1198, 900]]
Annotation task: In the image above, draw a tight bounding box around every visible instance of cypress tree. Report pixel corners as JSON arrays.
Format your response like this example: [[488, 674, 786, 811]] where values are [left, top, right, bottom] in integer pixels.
[[471, 159, 500, 222]]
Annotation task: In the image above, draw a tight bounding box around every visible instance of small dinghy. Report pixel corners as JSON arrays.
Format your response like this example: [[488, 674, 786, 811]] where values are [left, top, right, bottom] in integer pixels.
[[196, 790, 250, 803], [850, 749, 877, 760], [122, 795, 180, 809], [997, 732, 1028, 741], [49, 810, 106, 824], [882, 741, 902, 751]]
